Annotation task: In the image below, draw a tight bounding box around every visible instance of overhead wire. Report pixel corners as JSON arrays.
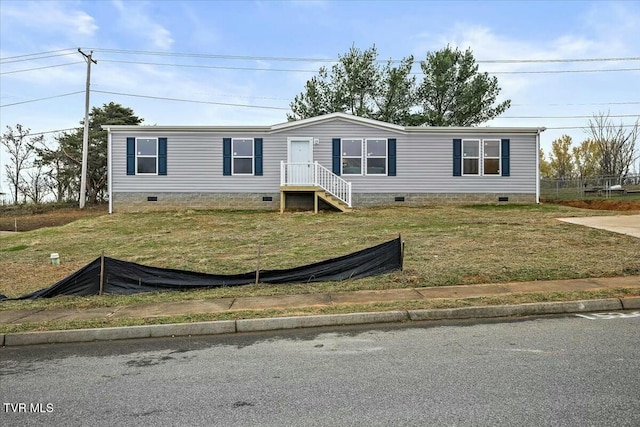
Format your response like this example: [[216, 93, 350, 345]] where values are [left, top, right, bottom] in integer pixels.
[[0, 62, 84, 75], [81, 47, 640, 64], [92, 90, 291, 110], [0, 91, 85, 108], [0, 52, 78, 64], [0, 48, 78, 61], [94, 58, 640, 75]]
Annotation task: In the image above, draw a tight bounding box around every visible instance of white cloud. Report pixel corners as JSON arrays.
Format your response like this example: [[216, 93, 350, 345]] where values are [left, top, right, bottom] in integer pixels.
[[111, 0, 174, 50], [1, 1, 98, 41]]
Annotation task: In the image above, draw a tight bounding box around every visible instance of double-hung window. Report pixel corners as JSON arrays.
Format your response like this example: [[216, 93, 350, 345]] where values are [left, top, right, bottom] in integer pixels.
[[483, 140, 501, 175], [136, 138, 158, 174], [462, 139, 480, 175], [342, 139, 363, 175], [366, 139, 387, 175], [232, 138, 253, 175], [454, 138, 509, 177]]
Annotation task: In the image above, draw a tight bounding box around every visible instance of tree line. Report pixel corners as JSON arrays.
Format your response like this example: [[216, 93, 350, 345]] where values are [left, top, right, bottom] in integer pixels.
[[288, 44, 511, 126], [2, 44, 636, 205], [1, 103, 142, 205], [540, 112, 639, 181]]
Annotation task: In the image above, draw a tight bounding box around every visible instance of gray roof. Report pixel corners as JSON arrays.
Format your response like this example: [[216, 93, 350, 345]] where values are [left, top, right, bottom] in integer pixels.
[[103, 112, 545, 134]]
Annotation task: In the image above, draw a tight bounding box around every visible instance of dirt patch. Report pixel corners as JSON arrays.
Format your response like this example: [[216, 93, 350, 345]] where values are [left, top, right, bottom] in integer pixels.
[[545, 199, 640, 211], [0, 205, 108, 232]]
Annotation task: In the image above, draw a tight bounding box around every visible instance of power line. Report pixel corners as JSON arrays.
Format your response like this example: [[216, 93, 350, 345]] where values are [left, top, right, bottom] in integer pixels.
[[84, 47, 640, 64], [98, 58, 640, 75], [0, 52, 77, 64], [99, 58, 319, 73], [0, 91, 84, 108], [501, 114, 639, 119], [92, 90, 290, 110], [544, 124, 639, 130], [512, 101, 640, 107], [490, 68, 640, 75], [0, 48, 77, 61], [0, 62, 84, 75], [26, 128, 78, 136]]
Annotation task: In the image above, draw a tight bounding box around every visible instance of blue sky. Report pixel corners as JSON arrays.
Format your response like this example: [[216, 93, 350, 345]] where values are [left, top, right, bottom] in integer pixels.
[[1, 0, 639, 195]]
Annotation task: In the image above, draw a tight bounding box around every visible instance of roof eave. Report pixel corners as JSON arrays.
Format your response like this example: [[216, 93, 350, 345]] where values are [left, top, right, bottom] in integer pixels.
[[101, 125, 271, 133], [405, 126, 546, 134]]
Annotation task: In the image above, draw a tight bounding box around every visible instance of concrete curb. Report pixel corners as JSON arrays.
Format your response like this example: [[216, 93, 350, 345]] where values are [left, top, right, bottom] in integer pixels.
[[408, 298, 623, 321], [236, 310, 408, 333], [620, 296, 640, 309], [1, 298, 636, 347], [3, 320, 236, 347]]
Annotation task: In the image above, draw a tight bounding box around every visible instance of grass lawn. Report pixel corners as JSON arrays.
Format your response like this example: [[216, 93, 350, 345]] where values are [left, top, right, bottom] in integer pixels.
[[1, 203, 639, 313]]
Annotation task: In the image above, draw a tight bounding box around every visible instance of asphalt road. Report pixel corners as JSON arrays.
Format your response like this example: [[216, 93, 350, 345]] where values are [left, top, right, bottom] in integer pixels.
[[1, 315, 639, 426]]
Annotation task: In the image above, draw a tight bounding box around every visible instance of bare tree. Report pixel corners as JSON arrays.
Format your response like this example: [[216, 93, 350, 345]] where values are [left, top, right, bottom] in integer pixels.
[[20, 164, 50, 204], [585, 112, 639, 179], [33, 139, 76, 203], [1, 124, 42, 204]]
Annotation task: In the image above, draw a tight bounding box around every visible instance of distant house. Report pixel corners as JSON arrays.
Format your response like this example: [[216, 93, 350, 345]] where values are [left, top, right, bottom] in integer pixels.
[[104, 112, 545, 213]]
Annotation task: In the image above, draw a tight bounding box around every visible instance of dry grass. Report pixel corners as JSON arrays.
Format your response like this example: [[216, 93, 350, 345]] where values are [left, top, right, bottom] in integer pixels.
[[1, 203, 639, 308]]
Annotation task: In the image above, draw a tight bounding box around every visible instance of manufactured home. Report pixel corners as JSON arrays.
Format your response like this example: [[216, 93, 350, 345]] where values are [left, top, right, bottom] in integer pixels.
[[104, 112, 544, 213]]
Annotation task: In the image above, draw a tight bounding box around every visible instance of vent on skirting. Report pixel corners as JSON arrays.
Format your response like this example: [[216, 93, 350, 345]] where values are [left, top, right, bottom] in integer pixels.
[[395, 196, 405, 202], [262, 196, 273, 202], [498, 196, 509, 202], [147, 196, 158, 202]]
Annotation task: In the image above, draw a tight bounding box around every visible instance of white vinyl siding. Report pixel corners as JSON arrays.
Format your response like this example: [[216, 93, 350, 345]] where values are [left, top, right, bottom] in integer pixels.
[[110, 118, 537, 197]]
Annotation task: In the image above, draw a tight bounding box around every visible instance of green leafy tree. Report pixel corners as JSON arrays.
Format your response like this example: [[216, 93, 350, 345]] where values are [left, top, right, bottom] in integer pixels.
[[549, 135, 574, 179], [288, 45, 415, 123], [539, 148, 553, 179], [572, 138, 601, 180], [288, 45, 509, 127], [373, 56, 416, 124], [412, 45, 511, 126], [36, 102, 143, 204]]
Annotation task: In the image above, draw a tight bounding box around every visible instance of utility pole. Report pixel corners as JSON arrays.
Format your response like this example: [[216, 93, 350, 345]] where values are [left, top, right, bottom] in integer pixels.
[[78, 48, 97, 209]]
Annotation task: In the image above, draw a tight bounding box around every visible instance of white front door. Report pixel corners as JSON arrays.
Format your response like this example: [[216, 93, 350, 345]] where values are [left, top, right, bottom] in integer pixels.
[[288, 138, 313, 184]]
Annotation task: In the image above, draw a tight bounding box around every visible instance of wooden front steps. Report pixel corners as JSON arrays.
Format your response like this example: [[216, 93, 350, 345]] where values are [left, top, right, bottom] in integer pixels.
[[280, 186, 352, 213]]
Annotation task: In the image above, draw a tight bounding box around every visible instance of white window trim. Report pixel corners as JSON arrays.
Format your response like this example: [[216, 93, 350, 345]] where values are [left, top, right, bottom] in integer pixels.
[[136, 137, 158, 175], [482, 139, 501, 176], [365, 138, 388, 176], [341, 138, 364, 176], [461, 139, 480, 176], [232, 137, 254, 176]]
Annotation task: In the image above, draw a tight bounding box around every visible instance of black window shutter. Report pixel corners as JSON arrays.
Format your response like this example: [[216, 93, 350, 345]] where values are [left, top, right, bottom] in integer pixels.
[[388, 138, 396, 176], [501, 139, 510, 177], [332, 138, 341, 175], [158, 138, 167, 175], [254, 138, 263, 176], [223, 138, 231, 176], [453, 139, 462, 176], [126, 137, 135, 175]]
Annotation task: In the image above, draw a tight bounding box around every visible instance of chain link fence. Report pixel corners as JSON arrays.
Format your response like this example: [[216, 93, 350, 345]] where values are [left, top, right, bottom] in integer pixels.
[[540, 174, 640, 200]]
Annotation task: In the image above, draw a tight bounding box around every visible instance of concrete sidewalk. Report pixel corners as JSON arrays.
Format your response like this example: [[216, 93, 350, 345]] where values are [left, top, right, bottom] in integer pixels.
[[0, 276, 640, 345], [558, 214, 640, 238]]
